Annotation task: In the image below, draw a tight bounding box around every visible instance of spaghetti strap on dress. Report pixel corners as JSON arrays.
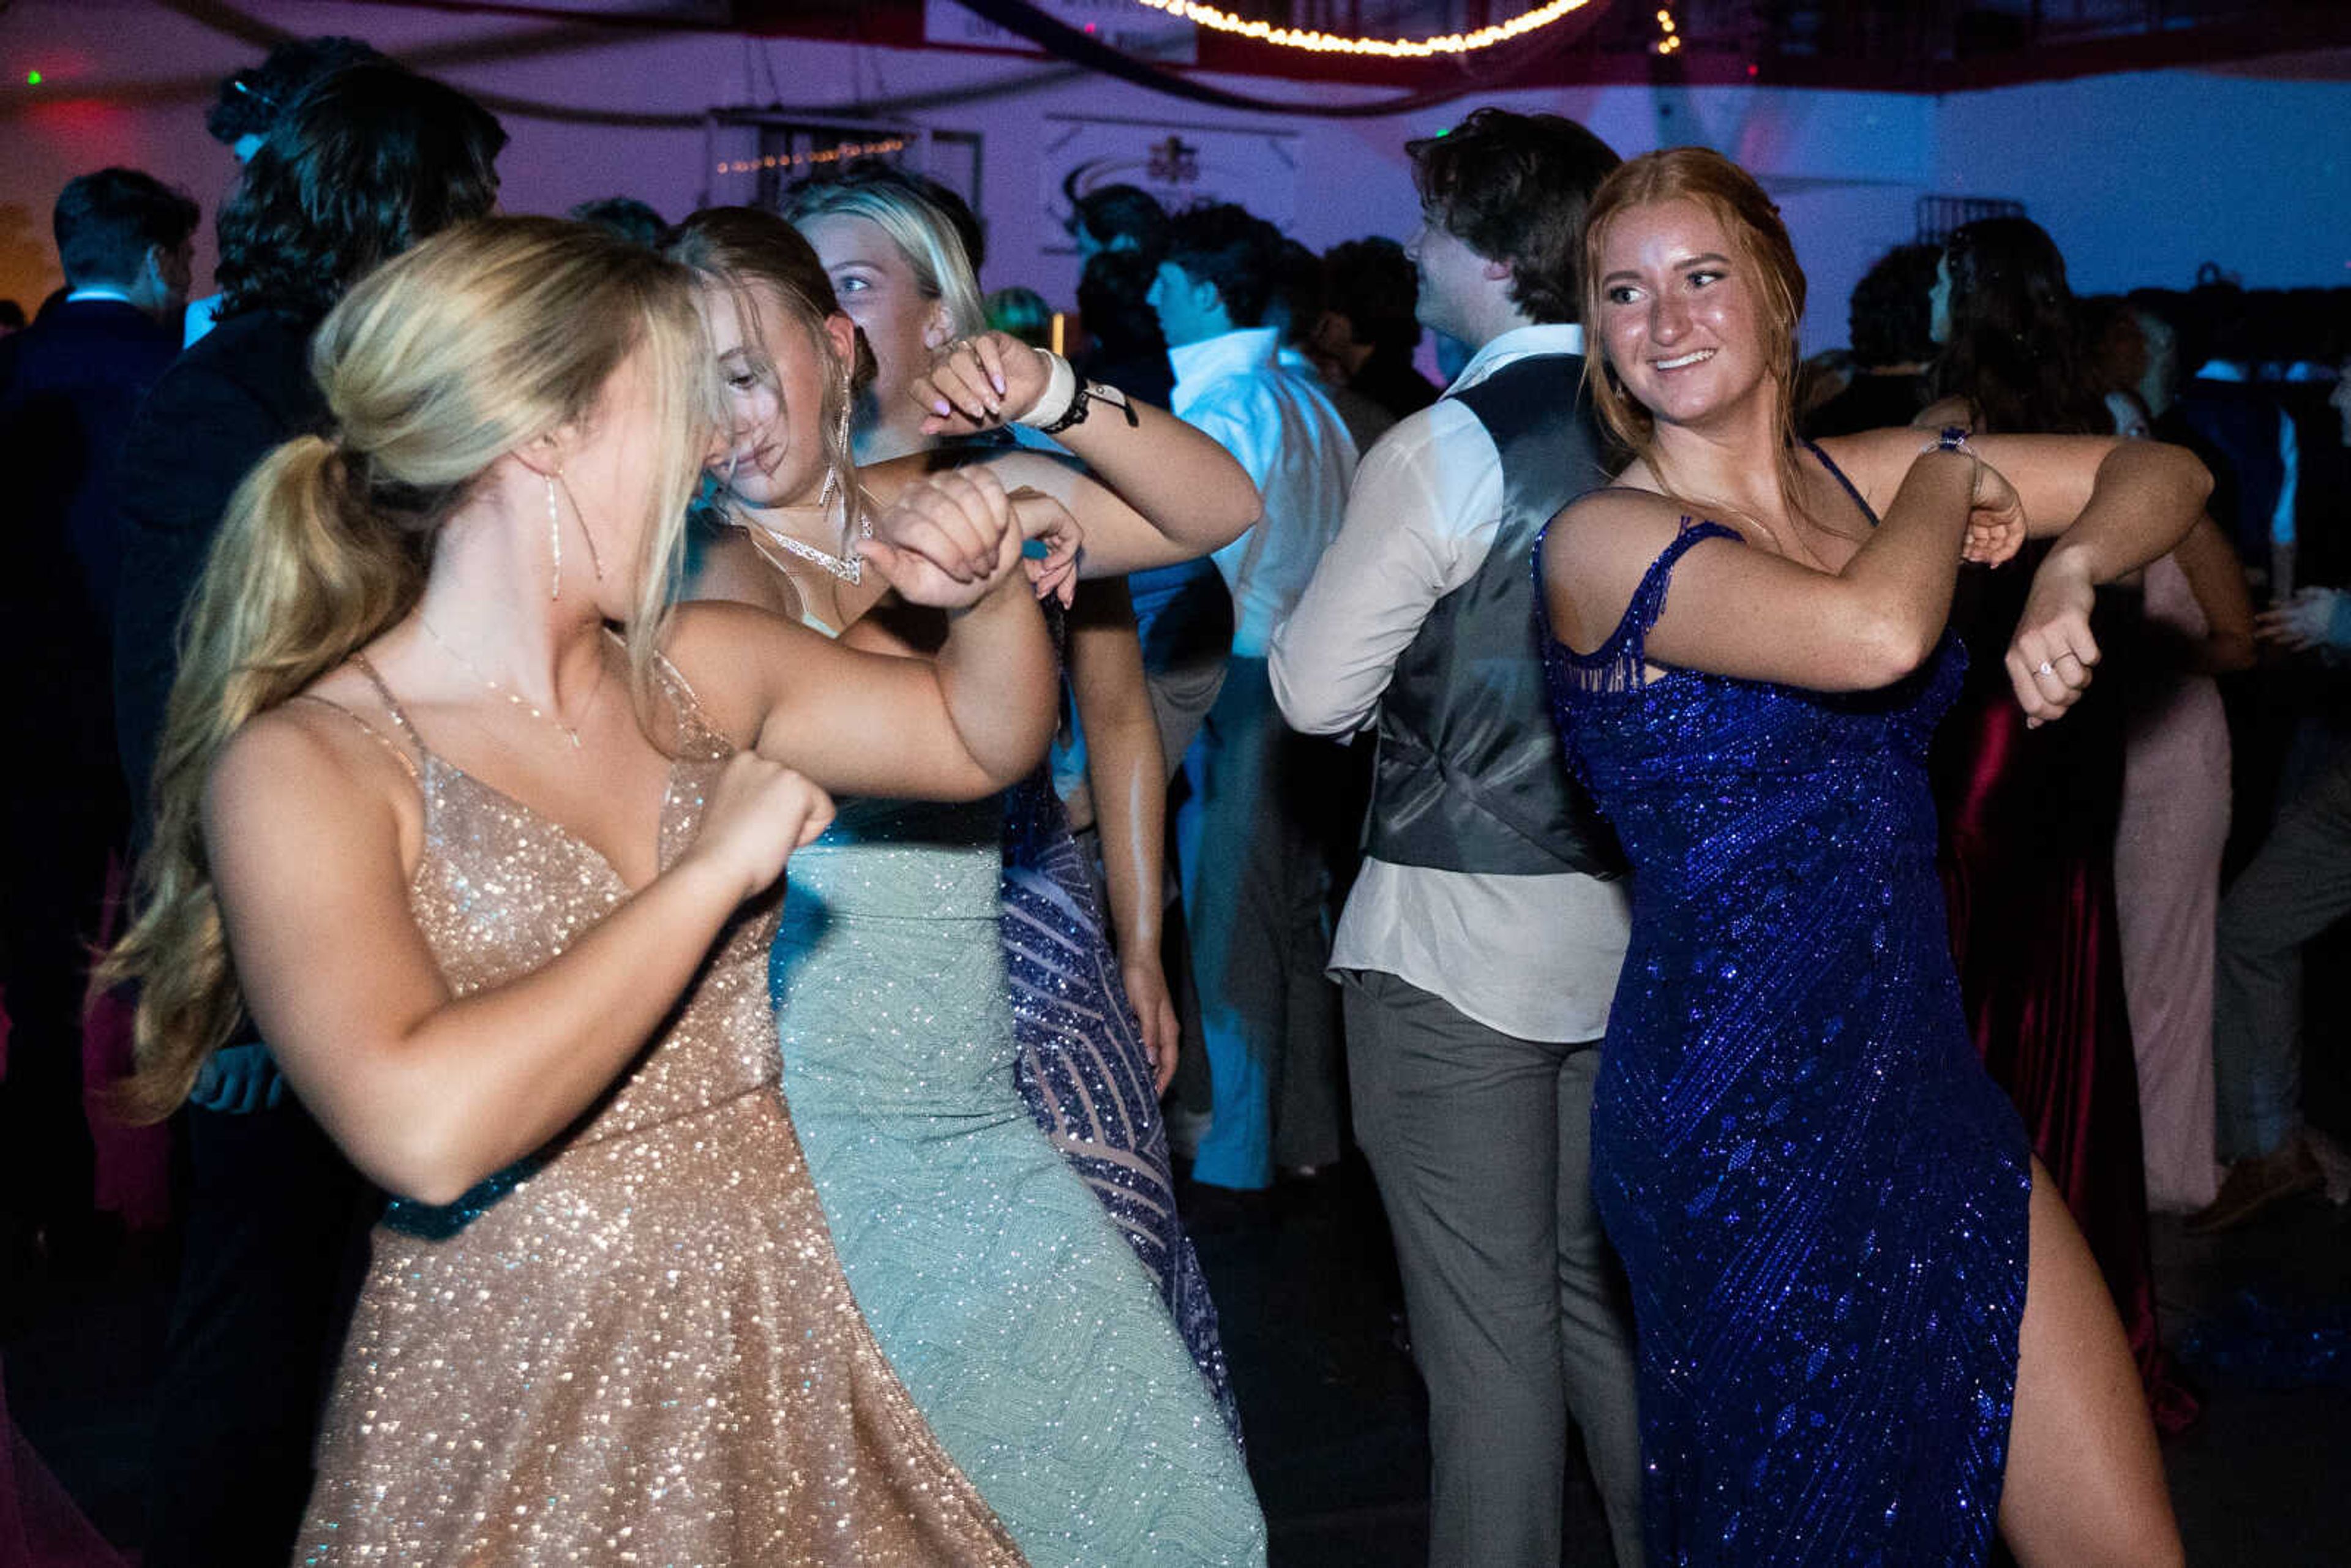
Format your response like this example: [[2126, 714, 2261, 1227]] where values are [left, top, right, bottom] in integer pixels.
[[1539, 490, 2032, 1566]]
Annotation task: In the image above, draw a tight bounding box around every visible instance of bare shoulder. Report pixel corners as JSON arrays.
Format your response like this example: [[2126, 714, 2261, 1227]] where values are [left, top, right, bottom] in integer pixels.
[[1542, 487, 1703, 653], [205, 689, 411, 850], [1546, 486, 1691, 568]]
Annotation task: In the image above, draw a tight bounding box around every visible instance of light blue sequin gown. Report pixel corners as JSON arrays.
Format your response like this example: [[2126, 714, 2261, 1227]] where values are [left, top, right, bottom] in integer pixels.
[[1541, 509, 2033, 1567], [771, 791, 1267, 1567]]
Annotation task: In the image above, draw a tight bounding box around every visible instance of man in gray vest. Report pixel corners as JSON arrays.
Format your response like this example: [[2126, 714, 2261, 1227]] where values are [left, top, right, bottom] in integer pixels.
[[1270, 109, 1641, 1568]]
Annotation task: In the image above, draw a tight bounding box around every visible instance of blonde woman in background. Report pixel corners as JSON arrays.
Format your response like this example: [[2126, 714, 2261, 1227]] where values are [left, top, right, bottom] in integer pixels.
[[669, 203, 1269, 1564], [780, 170, 1243, 1433], [102, 216, 1062, 1564]]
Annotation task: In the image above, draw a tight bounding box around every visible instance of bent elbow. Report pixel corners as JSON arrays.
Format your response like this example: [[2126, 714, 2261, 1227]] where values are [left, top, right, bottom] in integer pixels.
[[1847, 610, 1940, 690], [370, 1118, 500, 1209]]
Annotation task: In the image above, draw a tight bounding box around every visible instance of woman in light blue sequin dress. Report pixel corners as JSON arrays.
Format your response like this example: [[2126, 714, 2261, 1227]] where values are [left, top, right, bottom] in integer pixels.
[[673, 207, 1266, 1566], [1539, 149, 2196, 1567], [782, 175, 1241, 1438]]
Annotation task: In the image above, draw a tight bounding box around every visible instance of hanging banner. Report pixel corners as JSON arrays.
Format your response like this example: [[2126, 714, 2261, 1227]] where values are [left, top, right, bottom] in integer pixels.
[[1041, 115, 1300, 247], [924, 0, 1197, 63]]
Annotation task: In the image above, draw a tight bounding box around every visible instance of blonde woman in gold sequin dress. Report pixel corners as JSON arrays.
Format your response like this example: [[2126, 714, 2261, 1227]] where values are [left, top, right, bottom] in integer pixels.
[[672, 208, 1270, 1565], [100, 217, 1068, 1566]]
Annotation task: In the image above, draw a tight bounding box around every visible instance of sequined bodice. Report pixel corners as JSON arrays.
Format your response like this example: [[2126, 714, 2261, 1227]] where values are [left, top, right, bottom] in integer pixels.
[[391, 675, 783, 1149]]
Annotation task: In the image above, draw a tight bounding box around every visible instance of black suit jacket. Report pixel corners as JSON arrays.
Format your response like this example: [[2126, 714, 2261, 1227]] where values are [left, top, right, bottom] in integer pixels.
[[0, 297, 178, 783], [0, 298, 178, 634], [113, 308, 324, 841]]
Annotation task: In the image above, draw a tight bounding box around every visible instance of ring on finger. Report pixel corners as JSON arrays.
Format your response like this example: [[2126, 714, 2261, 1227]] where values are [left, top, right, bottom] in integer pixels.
[[2034, 659, 2055, 677]]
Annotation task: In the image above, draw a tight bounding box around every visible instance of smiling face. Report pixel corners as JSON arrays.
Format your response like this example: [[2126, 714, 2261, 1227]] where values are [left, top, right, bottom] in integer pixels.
[[696, 277, 853, 511], [797, 210, 947, 419], [1592, 197, 1774, 432]]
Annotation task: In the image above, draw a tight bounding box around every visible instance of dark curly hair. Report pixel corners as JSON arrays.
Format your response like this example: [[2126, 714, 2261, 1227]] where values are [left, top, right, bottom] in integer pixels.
[[1323, 236, 1420, 354], [1161, 203, 1281, 329], [1407, 108, 1619, 325], [204, 36, 383, 149], [1929, 216, 2105, 436], [214, 62, 504, 324], [1847, 243, 1940, 369]]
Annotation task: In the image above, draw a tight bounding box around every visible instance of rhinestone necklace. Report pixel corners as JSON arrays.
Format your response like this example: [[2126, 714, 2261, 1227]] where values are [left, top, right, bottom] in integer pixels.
[[734, 489, 872, 584], [417, 617, 595, 751]]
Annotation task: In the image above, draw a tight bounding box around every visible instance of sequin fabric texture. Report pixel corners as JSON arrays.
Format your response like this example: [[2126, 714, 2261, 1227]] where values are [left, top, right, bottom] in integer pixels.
[[292, 659, 1024, 1567], [769, 791, 1268, 1567], [999, 767, 1245, 1445], [1540, 519, 2032, 1567]]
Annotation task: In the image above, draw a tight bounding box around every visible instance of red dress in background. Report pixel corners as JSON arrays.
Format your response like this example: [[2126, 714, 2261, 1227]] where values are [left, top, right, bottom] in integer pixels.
[[1932, 552, 2201, 1436]]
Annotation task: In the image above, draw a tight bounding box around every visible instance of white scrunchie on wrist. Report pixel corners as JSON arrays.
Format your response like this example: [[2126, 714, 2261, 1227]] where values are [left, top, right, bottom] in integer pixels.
[[1012, 348, 1079, 429]]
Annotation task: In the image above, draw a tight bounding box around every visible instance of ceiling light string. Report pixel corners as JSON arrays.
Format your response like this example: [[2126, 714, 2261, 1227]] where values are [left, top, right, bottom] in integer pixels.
[[1122, 0, 1600, 60]]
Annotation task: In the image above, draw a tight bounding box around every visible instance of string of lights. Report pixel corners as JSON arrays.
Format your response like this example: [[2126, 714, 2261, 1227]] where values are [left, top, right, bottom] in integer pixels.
[[1652, 5, 1684, 55], [1120, 0, 1599, 60], [714, 138, 907, 177]]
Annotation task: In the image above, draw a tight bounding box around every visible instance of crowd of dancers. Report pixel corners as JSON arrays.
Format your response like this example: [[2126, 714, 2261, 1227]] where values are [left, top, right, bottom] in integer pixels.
[[7, 31, 2347, 1568]]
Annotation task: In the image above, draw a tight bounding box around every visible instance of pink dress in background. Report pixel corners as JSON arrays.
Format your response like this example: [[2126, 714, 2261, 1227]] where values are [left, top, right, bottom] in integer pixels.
[[2115, 553, 2229, 1212]]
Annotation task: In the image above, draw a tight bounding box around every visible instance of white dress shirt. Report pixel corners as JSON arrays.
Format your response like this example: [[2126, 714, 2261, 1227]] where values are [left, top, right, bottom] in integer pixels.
[[1168, 326, 1358, 657], [1270, 323, 1629, 1043]]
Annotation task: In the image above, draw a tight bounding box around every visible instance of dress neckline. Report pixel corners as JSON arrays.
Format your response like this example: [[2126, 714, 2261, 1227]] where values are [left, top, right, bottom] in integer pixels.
[[348, 649, 709, 900]]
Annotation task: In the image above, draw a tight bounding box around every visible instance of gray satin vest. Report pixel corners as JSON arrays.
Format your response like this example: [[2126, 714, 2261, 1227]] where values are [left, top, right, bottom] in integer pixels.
[[1363, 351, 1626, 879]]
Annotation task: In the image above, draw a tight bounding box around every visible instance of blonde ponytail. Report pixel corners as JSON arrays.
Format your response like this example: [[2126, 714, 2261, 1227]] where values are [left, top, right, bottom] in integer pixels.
[[101, 215, 714, 1120], [102, 433, 432, 1119]]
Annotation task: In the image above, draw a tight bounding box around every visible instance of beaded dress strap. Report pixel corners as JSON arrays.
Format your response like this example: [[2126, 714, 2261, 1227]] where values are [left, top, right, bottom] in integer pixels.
[[290, 693, 422, 785], [1553, 517, 1742, 694], [1803, 438, 1883, 528]]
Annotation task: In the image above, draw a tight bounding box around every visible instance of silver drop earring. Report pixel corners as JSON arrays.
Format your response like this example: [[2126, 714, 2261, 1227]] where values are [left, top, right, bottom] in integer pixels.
[[546, 473, 563, 601], [817, 365, 852, 510]]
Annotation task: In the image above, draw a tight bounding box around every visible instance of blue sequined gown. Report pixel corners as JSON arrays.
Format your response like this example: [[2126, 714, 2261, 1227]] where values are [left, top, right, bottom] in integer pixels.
[[1541, 515, 2033, 1567], [999, 770, 1245, 1442]]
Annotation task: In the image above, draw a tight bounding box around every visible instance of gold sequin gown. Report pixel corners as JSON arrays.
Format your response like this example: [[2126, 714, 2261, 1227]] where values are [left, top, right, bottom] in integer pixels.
[[290, 658, 1026, 1567]]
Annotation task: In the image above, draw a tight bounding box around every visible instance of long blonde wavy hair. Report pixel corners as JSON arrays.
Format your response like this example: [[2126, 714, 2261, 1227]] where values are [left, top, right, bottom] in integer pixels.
[[102, 216, 714, 1120], [1580, 147, 1817, 530]]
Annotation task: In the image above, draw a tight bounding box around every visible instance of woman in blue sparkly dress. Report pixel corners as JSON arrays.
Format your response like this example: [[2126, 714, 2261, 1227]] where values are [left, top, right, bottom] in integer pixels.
[[1537, 148, 2200, 1567]]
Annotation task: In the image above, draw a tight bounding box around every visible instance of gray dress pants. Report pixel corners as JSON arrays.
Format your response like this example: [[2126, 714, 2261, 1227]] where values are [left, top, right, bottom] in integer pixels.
[[1343, 968, 1643, 1568], [2214, 737, 2351, 1161]]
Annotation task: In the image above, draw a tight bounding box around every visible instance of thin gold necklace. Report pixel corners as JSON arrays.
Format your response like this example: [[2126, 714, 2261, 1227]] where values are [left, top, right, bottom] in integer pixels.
[[416, 617, 596, 751]]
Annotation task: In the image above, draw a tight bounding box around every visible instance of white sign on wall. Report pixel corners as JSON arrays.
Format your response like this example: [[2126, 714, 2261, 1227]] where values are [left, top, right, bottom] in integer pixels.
[[923, 0, 1198, 63], [1041, 116, 1301, 248]]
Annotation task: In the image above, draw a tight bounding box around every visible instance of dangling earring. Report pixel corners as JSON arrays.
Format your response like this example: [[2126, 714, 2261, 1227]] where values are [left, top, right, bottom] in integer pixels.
[[817, 364, 853, 511], [546, 473, 563, 601], [558, 472, 606, 582]]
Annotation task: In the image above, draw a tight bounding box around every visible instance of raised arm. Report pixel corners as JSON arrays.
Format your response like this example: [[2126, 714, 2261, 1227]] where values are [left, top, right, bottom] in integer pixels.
[[206, 711, 831, 1206], [672, 467, 1059, 799], [916, 331, 1264, 577], [1821, 427, 2211, 719], [1543, 448, 2000, 692]]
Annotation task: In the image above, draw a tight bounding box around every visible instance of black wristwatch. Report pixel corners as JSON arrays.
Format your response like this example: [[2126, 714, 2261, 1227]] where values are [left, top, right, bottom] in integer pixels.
[[1036, 378, 1139, 436]]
